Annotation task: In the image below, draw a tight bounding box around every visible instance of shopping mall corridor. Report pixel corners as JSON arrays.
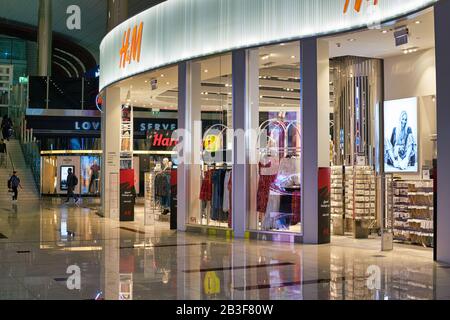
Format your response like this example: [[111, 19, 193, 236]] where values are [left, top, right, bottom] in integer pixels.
[[0, 199, 449, 300]]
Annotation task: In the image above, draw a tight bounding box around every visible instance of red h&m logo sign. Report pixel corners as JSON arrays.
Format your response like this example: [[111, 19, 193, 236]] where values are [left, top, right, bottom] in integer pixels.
[[119, 22, 144, 69], [152, 133, 178, 147], [344, 0, 379, 13]]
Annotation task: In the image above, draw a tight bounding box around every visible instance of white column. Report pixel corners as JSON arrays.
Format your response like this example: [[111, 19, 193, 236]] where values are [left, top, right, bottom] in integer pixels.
[[107, 0, 129, 32], [435, 0, 450, 264], [301, 39, 330, 244], [101, 87, 121, 220], [177, 61, 202, 231], [102, 219, 120, 300], [232, 49, 259, 237], [38, 0, 52, 77]]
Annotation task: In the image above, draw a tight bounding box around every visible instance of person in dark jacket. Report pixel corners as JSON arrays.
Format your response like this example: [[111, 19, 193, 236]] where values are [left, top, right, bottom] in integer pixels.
[[8, 171, 22, 201], [0, 139, 6, 168], [65, 168, 79, 203], [1, 116, 11, 141]]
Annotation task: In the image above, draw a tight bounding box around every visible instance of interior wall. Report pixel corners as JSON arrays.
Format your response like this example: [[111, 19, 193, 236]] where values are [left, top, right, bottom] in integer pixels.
[[384, 48, 436, 101], [418, 96, 437, 173], [384, 49, 437, 179]]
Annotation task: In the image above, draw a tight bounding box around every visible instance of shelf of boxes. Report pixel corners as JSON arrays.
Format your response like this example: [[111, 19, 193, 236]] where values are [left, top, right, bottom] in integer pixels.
[[344, 166, 354, 227], [331, 166, 345, 235], [347, 166, 377, 222], [331, 166, 344, 217], [392, 180, 434, 247]]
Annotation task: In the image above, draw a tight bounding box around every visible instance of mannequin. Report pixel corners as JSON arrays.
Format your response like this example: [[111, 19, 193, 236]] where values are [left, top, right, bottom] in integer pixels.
[[154, 163, 162, 172], [162, 158, 171, 171]]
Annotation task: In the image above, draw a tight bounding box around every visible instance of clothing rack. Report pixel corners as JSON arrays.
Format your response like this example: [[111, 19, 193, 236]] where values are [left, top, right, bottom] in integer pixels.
[[153, 169, 172, 217], [256, 119, 302, 232], [200, 163, 232, 227]]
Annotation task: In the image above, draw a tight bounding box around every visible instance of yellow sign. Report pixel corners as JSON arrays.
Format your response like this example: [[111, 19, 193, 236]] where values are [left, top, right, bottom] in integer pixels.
[[204, 134, 221, 153], [204, 272, 221, 295]]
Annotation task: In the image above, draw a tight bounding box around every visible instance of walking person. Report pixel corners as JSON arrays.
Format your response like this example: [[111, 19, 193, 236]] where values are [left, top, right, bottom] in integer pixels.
[[65, 168, 79, 203], [8, 171, 22, 202], [6, 117, 13, 140], [1, 115, 10, 140], [0, 139, 7, 168]]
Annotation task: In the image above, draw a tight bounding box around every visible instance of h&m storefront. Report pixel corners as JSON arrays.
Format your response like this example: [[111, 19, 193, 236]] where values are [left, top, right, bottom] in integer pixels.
[[99, 0, 450, 263]]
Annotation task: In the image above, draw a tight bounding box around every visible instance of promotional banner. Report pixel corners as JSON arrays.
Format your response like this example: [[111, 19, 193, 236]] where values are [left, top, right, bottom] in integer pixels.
[[60, 165, 75, 191], [80, 156, 101, 195], [384, 97, 418, 173], [318, 167, 331, 244], [56, 156, 81, 195], [120, 169, 135, 221]]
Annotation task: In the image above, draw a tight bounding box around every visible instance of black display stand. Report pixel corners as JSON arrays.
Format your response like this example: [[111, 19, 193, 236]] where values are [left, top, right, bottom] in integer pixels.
[[433, 158, 437, 261], [170, 184, 177, 230]]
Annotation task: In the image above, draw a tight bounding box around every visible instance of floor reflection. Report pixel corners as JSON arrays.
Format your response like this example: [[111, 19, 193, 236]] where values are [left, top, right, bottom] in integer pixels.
[[0, 199, 447, 300]]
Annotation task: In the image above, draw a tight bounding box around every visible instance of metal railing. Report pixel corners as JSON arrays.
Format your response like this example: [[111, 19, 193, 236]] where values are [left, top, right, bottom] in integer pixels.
[[7, 104, 41, 192], [7, 150, 14, 171], [21, 141, 41, 191]]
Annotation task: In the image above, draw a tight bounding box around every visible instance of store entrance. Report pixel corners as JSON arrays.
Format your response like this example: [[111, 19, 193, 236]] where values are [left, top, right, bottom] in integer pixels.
[[325, 8, 436, 258]]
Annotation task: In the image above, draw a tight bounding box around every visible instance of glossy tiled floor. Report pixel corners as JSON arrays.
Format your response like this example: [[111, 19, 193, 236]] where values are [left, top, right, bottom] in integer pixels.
[[0, 199, 449, 300]]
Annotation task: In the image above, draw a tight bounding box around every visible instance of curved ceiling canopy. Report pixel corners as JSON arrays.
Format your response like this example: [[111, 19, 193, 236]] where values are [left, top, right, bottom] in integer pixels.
[[100, 0, 438, 90]]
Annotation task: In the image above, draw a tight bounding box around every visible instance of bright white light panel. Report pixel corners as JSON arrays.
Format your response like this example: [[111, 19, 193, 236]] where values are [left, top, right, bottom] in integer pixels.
[[100, 0, 437, 90]]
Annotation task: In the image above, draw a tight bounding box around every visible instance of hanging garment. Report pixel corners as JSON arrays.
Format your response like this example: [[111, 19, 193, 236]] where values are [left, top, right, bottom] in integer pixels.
[[291, 191, 301, 225], [257, 159, 279, 215], [211, 169, 226, 221], [268, 125, 285, 159], [278, 157, 301, 178], [200, 169, 213, 201], [223, 170, 232, 213], [263, 156, 301, 230], [154, 171, 171, 208]]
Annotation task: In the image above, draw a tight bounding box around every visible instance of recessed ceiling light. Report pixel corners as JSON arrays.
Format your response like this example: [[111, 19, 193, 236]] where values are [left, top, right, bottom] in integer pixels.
[[204, 69, 208, 73], [415, 20, 421, 24], [348, 38, 356, 42], [291, 55, 296, 59], [160, 74, 165, 77], [280, 43, 285, 46], [166, 82, 170, 85], [381, 30, 388, 34]]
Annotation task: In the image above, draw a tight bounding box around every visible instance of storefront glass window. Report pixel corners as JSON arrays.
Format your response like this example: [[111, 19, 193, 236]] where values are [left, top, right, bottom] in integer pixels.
[[249, 41, 302, 234], [187, 53, 233, 228]]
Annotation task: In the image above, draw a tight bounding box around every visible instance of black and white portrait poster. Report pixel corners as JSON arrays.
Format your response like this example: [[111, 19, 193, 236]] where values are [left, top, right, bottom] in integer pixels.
[[384, 97, 418, 173]]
